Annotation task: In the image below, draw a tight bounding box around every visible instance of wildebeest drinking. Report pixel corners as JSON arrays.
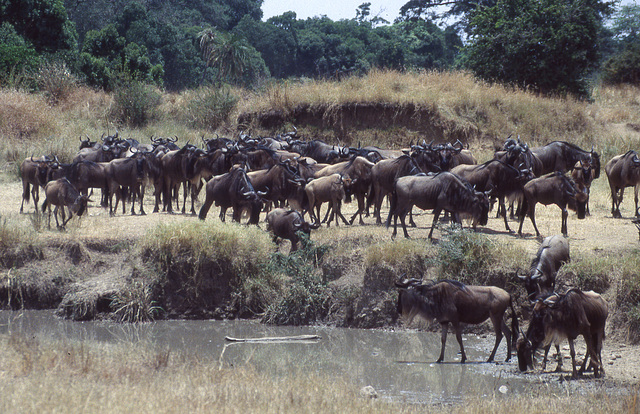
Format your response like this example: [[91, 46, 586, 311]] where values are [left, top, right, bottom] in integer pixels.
[[395, 279, 518, 363]]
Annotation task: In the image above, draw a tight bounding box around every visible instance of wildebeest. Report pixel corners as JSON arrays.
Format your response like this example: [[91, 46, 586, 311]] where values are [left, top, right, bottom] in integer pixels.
[[247, 162, 302, 211], [304, 173, 352, 227], [395, 279, 519, 363], [604, 150, 640, 218], [386, 172, 490, 239], [517, 289, 608, 378], [451, 160, 534, 233], [289, 139, 349, 164], [368, 154, 426, 225], [198, 166, 264, 224], [517, 172, 587, 238], [20, 156, 53, 213], [41, 178, 91, 229], [571, 158, 596, 216], [313, 156, 375, 224], [531, 141, 601, 178], [517, 235, 570, 298], [266, 208, 320, 253]]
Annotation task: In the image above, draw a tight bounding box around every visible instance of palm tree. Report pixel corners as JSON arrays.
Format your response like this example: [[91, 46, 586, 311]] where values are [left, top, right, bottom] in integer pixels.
[[199, 29, 249, 85]]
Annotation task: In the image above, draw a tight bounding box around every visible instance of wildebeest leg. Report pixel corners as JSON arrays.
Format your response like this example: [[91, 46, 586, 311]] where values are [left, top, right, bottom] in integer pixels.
[[428, 208, 443, 240], [487, 314, 505, 362], [437, 322, 449, 363], [613, 187, 624, 218], [53, 206, 61, 229], [336, 201, 350, 226], [561, 208, 568, 236], [399, 209, 411, 239], [528, 204, 541, 238], [635, 184, 639, 217], [197, 192, 214, 221], [453, 323, 467, 363], [408, 209, 417, 227], [568, 339, 579, 378], [349, 194, 365, 225], [499, 197, 513, 233], [499, 319, 512, 362]]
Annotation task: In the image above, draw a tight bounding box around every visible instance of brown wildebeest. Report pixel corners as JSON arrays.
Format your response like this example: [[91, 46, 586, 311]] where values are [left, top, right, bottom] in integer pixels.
[[368, 154, 426, 225], [517, 234, 570, 299], [517, 289, 608, 378], [20, 156, 53, 213], [451, 160, 534, 233], [266, 208, 320, 253], [395, 279, 519, 363], [41, 178, 91, 229], [304, 173, 352, 227], [248, 162, 302, 211], [604, 150, 640, 218], [313, 156, 375, 224], [517, 172, 587, 238], [198, 166, 265, 224], [571, 158, 596, 216], [386, 172, 490, 239], [531, 141, 601, 178]]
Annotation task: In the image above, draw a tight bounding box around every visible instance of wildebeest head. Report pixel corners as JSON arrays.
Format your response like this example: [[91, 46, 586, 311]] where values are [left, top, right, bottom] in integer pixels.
[[472, 190, 491, 226]]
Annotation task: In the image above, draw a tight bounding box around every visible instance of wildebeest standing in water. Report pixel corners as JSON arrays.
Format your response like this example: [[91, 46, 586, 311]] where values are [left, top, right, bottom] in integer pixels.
[[517, 172, 587, 238], [395, 279, 519, 363], [266, 208, 320, 253], [41, 178, 91, 230], [386, 172, 490, 239], [517, 289, 608, 378]]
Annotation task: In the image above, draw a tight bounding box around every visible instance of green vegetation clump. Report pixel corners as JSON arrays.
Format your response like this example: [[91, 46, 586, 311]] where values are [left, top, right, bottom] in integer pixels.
[[109, 80, 161, 128], [183, 87, 238, 131]]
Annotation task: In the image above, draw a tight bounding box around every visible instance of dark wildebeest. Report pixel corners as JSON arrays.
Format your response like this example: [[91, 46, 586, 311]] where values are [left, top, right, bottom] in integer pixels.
[[604, 150, 640, 218], [517, 289, 608, 378], [517, 172, 587, 238], [41, 178, 91, 229], [531, 141, 600, 178], [247, 162, 302, 211], [517, 235, 570, 299], [304, 173, 352, 227], [198, 166, 264, 224], [368, 154, 425, 225], [451, 160, 534, 233], [104, 154, 152, 216], [571, 158, 597, 216], [20, 156, 54, 213], [386, 172, 490, 240], [266, 208, 320, 253], [395, 279, 519, 363], [289, 139, 349, 164]]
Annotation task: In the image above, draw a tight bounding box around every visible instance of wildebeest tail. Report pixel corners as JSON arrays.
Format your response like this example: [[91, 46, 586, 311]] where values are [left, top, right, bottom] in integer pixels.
[[41, 198, 49, 213], [385, 189, 398, 228], [23, 183, 31, 202], [509, 297, 519, 344]]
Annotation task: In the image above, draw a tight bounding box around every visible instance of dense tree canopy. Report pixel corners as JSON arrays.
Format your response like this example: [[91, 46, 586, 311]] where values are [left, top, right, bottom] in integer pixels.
[[0, 0, 633, 94], [460, 0, 614, 96]]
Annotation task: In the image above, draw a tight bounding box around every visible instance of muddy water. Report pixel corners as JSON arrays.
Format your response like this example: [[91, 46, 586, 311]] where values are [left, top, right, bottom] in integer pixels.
[[0, 310, 551, 404]]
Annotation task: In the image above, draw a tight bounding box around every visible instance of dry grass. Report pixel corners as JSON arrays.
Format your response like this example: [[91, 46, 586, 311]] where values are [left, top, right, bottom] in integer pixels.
[[0, 333, 637, 414]]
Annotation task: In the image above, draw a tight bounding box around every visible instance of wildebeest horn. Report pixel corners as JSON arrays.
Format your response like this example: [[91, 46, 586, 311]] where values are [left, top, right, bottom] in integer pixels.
[[530, 269, 542, 281], [170, 136, 178, 142], [515, 268, 527, 280]]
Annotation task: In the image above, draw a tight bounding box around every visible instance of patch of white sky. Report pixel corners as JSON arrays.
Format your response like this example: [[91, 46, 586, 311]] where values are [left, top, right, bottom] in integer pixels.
[[261, 0, 638, 25]]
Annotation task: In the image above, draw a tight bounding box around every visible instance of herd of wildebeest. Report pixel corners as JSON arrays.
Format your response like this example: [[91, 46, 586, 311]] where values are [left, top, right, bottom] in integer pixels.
[[17, 130, 640, 378]]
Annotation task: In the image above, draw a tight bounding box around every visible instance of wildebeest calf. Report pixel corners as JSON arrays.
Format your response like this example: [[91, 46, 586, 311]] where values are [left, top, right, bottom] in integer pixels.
[[266, 208, 320, 253], [41, 178, 91, 229], [395, 279, 518, 363]]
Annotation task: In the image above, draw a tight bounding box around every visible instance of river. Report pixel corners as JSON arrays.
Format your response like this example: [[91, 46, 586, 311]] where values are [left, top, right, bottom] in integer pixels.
[[0, 310, 574, 404]]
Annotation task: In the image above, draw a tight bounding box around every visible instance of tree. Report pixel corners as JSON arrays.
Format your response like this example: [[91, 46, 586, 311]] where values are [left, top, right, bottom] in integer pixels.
[[460, 0, 613, 96], [601, 4, 640, 85], [1, 0, 77, 54], [199, 28, 250, 85]]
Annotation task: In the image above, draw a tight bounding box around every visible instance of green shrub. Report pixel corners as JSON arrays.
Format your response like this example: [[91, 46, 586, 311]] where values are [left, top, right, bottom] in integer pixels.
[[109, 80, 161, 127], [184, 87, 238, 131], [437, 225, 496, 283], [35, 62, 77, 104]]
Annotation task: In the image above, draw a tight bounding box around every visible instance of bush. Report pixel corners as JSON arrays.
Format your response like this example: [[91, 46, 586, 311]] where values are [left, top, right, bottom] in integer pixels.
[[183, 87, 238, 131], [437, 225, 496, 283], [109, 80, 161, 127], [35, 62, 78, 105]]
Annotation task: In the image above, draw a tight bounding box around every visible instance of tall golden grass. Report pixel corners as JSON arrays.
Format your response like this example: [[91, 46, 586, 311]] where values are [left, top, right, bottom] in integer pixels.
[[1, 70, 639, 170]]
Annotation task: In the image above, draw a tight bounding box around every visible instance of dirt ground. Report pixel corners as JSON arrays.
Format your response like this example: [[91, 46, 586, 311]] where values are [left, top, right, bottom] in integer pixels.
[[2, 174, 640, 385]]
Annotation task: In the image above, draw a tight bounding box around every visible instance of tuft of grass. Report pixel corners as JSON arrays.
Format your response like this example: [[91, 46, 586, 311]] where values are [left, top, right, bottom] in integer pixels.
[[111, 279, 162, 323], [109, 80, 162, 128], [180, 86, 238, 131]]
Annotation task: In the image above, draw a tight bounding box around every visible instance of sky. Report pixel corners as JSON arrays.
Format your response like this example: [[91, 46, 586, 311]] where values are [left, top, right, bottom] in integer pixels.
[[262, 0, 638, 23], [261, 0, 408, 23]]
